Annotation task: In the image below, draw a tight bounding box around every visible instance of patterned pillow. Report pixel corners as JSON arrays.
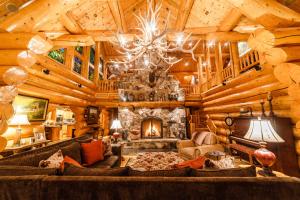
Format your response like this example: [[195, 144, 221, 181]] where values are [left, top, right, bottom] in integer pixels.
[[102, 136, 113, 156], [190, 165, 256, 177], [39, 150, 64, 169]]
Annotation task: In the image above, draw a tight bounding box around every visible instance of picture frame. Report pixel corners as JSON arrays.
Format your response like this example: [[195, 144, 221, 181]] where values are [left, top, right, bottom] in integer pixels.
[[34, 132, 46, 142], [85, 106, 99, 125], [13, 95, 49, 122]]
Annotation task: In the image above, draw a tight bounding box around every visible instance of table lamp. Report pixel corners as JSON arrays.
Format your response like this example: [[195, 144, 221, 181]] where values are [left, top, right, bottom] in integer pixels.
[[110, 119, 122, 143], [244, 117, 284, 176], [9, 114, 30, 146]]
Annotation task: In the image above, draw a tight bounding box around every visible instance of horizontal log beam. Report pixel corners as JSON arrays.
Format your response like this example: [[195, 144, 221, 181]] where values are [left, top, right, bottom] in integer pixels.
[[52, 35, 95, 46], [264, 46, 300, 65], [34, 55, 97, 90], [248, 28, 300, 52]]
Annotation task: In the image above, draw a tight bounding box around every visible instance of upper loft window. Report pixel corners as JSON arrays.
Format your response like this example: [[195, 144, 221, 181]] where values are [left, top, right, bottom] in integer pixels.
[[238, 42, 251, 57], [88, 65, 94, 81], [90, 46, 95, 65], [73, 57, 82, 74], [75, 46, 83, 54], [48, 48, 65, 64]]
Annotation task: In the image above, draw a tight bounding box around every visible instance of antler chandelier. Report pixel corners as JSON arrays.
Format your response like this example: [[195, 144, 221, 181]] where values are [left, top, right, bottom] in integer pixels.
[[110, 0, 199, 71]]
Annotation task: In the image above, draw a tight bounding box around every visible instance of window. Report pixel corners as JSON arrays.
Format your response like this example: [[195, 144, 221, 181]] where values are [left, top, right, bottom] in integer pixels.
[[99, 57, 104, 80], [238, 42, 251, 57], [73, 57, 82, 74], [88, 65, 94, 81], [48, 48, 65, 64], [75, 46, 83, 54], [90, 46, 95, 65]]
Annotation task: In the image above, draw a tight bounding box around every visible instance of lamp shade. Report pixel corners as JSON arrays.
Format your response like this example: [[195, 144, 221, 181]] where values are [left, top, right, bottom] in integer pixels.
[[110, 119, 122, 129], [9, 114, 30, 126], [244, 118, 284, 143]]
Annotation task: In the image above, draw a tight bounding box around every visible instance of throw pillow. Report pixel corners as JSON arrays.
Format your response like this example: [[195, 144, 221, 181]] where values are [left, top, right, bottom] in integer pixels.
[[39, 150, 64, 169], [190, 165, 256, 177], [203, 133, 217, 145], [63, 163, 128, 176], [102, 136, 113, 156], [175, 156, 206, 169], [128, 167, 190, 177], [194, 131, 209, 146], [64, 156, 83, 168], [81, 140, 104, 166], [191, 131, 199, 142]]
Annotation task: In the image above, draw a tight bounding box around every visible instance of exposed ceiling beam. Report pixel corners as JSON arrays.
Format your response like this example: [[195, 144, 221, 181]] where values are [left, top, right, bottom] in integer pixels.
[[52, 35, 95, 46], [218, 8, 243, 32], [123, 0, 144, 15], [206, 32, 249, 41], [60, 11, 84, 34], [226, 0, 300, 29], [0, 0, 85, 32], [175, 0, 195, 31], [184, 27, 218, 34], [108, 0, 128, 33]]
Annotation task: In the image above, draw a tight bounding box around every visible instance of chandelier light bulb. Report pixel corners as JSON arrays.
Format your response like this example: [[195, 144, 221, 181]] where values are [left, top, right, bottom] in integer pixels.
[[118, 35, 127, 47], [202, 61, 207, 67], [207, 40, 215, 48], [127, 53, 132, 60], [176, 33, 184, 45], [184, 62, 189, 66]]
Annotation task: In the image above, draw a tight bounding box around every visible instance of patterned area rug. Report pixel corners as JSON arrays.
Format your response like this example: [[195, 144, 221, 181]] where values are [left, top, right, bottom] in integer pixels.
[[126, 152, 184, 171]]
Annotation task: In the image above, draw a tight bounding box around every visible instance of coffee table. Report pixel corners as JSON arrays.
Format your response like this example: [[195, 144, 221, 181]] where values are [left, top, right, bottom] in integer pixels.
[[126, 152, 184, 171]]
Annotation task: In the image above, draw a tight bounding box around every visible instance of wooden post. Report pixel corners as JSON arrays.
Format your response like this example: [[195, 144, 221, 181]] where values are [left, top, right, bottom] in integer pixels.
[[197, 56, 203, 84], [206, 45, 211, 80], [214, 42, 223, 84], [94, 42, 101, 85], [103, 61, 108, 80], [230, 42, 240, 77], [64, 47, 75, 70], [82, 47, 90, 79]]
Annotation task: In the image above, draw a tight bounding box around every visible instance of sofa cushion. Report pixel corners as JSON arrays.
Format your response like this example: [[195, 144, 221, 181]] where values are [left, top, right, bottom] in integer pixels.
[[128, 167, 190, 177], [88, 156, 119, 168], [102, 136, 113, 156], [194, 132, 209, 146], [176, 156, 206, 169], [190, 165, 256, 177], [60, 142, 82, 164], [39, 150, 64, 169], [63, 163, 128, 176], [81, 140, 104, 166], [0, 165, 58, 176], [203, 132, 217, 145], [180, 147, 197, 159]]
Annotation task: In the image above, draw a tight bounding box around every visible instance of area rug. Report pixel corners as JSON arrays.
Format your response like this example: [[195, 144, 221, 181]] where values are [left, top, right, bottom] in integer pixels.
[[126, 152, 184, 171]]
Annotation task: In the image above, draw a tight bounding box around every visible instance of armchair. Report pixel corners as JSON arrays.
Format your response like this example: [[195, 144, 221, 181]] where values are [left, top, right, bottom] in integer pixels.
[[177, 132, 224, 160]]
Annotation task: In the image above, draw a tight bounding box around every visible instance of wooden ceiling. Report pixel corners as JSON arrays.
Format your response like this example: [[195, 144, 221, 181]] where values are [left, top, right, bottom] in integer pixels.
[[0, 0, 299, 77]]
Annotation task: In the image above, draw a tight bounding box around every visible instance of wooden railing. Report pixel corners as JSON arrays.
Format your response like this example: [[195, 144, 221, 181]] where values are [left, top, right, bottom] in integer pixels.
[[221, 65, 234, 81], [239, 50, 260, 73], [183, 84, 201, 96], [98, 80, 118, 93]]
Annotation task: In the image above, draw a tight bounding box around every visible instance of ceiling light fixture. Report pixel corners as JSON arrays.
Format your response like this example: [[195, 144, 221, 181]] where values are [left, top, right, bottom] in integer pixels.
[[109, 0, 199, 71]]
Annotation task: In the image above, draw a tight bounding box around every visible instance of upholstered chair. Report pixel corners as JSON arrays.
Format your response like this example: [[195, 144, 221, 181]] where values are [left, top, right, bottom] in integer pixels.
[[177, 131, 224, 160]]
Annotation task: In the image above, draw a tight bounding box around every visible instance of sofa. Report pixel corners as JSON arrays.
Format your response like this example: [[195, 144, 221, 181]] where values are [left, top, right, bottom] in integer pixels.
[[0, 135, 299, 200], [177, 131, 224, 160], [0, 136, 121, 169]]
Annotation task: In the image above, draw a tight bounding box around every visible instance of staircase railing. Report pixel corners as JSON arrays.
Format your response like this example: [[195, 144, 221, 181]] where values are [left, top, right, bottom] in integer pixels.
[[239, 49, 260, 73], [98, 80, 118, 93]]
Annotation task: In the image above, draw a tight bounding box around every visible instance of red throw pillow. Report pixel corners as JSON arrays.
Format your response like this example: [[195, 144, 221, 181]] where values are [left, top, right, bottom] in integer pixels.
[[81, 140, 104, 166], [176, 156, 206, 169], [64, 156, 83, 168]]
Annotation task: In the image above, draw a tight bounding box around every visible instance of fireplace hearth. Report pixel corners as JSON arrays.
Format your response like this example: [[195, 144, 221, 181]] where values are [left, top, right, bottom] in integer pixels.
[[141, 117, 163, 139]]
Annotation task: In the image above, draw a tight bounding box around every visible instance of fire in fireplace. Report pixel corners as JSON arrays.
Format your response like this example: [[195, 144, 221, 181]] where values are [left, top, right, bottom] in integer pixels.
[[141, 117, 163, 139]]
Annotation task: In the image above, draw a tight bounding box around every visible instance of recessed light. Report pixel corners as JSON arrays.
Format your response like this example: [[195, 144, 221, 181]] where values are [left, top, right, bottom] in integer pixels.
[[207, 41, 215, 48], [184, 62, 189, 66]]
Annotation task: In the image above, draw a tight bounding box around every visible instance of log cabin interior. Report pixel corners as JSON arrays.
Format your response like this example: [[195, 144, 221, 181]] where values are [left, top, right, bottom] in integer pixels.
[[0, 0, 300, 199]]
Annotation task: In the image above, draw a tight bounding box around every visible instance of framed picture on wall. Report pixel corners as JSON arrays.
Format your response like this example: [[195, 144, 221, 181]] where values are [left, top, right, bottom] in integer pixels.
[[13, 95, 49, 122]]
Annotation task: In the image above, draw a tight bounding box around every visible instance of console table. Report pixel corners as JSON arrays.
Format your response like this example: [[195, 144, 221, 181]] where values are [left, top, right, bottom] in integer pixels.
[[3, 140, 51, 155]]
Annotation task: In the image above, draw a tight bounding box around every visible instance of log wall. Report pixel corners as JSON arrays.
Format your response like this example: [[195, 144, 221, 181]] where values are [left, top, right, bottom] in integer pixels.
[[1, 51, 97, 141], [199, 65, 291, 144], [248, 27, 300, 168]]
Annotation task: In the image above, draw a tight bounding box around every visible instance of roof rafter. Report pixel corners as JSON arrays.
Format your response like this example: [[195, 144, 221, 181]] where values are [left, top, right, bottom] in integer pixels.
[[108, 0, 128, 33], [175, 0, 195, 31]]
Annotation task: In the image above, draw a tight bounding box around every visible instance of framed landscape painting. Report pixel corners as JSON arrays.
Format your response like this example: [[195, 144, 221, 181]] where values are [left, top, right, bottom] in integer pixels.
[[13, 95, 49, 122]]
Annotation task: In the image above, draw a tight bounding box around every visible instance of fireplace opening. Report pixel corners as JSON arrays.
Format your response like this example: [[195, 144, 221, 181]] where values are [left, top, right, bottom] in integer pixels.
[[141, 117, 163, 139]]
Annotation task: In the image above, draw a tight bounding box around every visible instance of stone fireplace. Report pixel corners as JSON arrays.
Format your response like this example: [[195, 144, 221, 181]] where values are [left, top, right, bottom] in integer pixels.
[[118, 107, 186, 141], [141, 117, 163, 139]]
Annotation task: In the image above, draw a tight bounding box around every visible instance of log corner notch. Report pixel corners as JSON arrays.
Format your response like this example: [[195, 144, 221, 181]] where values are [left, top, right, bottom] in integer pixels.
[[226, 0, 300, 29], [0, 33, 53, 55]]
